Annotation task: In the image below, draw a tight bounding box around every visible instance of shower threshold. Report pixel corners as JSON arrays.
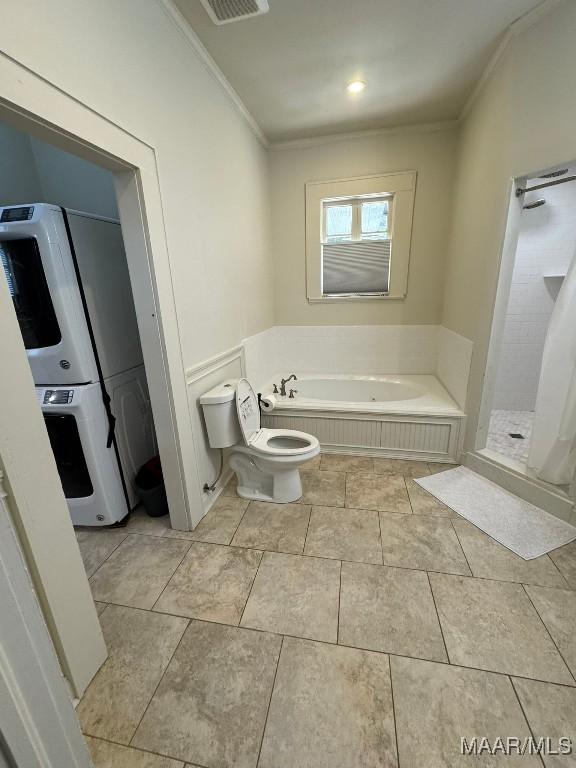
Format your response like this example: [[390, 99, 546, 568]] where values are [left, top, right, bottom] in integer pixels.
[[466, 448, 574, 525]]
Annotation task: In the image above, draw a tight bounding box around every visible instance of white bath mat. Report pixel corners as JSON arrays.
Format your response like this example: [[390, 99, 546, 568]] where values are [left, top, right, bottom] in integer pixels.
[[415, 466, 576, 560]]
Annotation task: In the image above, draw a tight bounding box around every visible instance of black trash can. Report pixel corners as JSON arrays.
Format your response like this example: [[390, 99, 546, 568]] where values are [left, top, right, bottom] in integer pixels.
[[135, 456, 168, 517]]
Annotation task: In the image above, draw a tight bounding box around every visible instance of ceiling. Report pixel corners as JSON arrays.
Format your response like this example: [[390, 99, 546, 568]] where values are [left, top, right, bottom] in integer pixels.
[[174, 0, 542, 143]]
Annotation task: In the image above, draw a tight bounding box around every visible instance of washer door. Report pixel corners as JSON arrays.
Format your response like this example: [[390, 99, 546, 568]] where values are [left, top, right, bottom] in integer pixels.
[[1, 237, 61, 350], [44, 413, 93, 498]]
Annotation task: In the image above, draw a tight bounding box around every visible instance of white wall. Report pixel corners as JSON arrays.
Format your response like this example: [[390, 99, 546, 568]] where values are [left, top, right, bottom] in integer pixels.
[[30, 137, 119, 218], [0, 746, 11, 768], [493, 180, 576, 411], [0, 123, 42, 205], [437, 326, 474, 410], [0, 122, 119, 218], [270, 125, 458, 326], [442, 0, 576, 451]]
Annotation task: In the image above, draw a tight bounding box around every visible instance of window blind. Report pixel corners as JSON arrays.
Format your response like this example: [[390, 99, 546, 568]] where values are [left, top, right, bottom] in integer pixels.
[[322, 239, 390, 295]]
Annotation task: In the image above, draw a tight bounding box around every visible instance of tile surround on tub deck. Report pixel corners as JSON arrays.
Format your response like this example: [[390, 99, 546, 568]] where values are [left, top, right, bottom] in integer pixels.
[[273, 324, 439, 376], [241, 324, 472, 410]]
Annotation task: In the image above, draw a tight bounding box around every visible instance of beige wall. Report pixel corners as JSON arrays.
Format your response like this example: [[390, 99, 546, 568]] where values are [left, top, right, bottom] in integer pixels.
[[270, 126, 458, 325], [442, 0, 576, 451], [0, 0, 273, 367]]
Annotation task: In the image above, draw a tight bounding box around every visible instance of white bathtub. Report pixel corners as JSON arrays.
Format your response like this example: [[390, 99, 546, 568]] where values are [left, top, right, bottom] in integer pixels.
[[264, 374, 462, 416], [262, 374, 464, 461]]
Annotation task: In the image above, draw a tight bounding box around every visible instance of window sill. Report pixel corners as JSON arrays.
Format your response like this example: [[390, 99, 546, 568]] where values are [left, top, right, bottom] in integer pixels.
[[307, 293, 406, 303]]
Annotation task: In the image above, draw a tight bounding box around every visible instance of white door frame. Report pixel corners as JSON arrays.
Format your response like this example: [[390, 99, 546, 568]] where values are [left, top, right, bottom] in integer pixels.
[[0, 50, 205, 697], [0, 471, 92, 768]]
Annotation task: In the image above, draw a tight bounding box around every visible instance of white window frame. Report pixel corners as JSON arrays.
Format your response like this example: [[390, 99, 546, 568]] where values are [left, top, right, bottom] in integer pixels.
[[306, 171, 416, 302], [322, 194, 391, 244]]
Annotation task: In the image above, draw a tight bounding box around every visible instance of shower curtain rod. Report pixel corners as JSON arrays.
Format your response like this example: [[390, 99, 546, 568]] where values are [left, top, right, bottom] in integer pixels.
[[516, 175, 576, 197]]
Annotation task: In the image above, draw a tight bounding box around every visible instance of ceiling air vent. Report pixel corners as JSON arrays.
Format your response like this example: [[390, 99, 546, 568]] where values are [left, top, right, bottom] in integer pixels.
[[199, 0, 269, 25]]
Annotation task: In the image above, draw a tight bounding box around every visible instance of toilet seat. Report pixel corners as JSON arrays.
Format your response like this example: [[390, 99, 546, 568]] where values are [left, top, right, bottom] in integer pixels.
[[249, 428, 319, 456], [235, 378, 318, 459]]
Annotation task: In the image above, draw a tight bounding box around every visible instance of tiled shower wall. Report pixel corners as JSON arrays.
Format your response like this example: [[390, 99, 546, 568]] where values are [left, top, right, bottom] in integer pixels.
[[493, 180, 576, 411]]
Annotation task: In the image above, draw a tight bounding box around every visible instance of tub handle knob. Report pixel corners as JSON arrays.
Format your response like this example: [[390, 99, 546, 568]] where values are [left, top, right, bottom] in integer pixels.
[[272, 383, 279, 394], [289, 389, 298, 399]]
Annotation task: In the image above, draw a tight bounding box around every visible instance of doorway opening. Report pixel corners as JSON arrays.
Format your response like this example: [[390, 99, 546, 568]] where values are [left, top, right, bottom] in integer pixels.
[[0, 119, 182, 531], [475, 164, 576, 514], [0, 122, 160, 532], [0, 88, 200, 699]]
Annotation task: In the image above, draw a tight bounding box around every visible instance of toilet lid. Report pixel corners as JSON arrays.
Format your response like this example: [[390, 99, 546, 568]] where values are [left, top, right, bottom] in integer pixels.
[[236, 378, 261, 445]]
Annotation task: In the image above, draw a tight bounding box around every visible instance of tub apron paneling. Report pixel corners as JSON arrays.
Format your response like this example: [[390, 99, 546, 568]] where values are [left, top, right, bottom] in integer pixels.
[[262, 410, 464, 462]]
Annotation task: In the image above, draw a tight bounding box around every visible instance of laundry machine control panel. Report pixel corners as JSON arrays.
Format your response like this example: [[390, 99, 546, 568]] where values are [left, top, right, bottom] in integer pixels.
[[43, 389, 74, 405], [0, 205, 34, 222]]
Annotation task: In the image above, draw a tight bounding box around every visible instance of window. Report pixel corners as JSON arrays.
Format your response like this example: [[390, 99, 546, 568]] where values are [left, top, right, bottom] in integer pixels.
[[324, 197, 389, 243], [306, 171, 416, 301], [322, 196, 391, 295]]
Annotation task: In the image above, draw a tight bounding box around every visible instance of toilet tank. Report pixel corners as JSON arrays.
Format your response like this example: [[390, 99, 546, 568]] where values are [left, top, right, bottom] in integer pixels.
[[200, 380, 242, 448]]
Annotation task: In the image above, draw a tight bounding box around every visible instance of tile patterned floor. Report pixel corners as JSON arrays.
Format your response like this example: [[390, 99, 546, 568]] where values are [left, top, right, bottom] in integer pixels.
[[77, 456, 576, 768], [487, 409, 534, 464]]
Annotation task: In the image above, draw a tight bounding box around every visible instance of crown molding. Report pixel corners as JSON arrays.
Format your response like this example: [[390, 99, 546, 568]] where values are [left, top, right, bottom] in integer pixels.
[[157, 0, 269, 147], [270, 120, 458, 151], [459, 0, 565, 121]]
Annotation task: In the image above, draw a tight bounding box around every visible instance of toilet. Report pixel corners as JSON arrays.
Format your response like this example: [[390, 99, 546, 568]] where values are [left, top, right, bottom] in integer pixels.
[[200, 378, 319, 503]]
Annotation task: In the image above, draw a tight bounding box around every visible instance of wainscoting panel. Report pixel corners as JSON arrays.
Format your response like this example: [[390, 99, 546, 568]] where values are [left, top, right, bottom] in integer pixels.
[[380, 420, 452, 454], [186, 345, 244, 515], [263, 410, 464, 462], [264, 414, 382, 448]]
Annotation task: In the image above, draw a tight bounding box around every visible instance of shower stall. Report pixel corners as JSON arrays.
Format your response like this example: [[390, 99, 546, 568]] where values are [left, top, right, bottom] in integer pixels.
[[475, 164, 576, 518]]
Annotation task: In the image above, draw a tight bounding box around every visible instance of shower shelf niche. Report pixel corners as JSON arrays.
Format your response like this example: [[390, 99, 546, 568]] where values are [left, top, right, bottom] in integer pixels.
[[543, 274, 566, 298]]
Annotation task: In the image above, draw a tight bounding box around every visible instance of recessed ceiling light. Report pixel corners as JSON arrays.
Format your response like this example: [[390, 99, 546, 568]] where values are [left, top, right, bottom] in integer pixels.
[[347, 80, 366, 94]]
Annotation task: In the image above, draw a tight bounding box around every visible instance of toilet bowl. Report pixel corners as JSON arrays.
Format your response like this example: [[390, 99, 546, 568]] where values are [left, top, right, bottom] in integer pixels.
[[230, 427, 319, 503], [200, 378, 319, 503]]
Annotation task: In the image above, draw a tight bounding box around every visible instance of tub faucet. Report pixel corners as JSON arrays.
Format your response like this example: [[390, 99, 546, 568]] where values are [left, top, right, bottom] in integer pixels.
[[279, 374, 297, 396]]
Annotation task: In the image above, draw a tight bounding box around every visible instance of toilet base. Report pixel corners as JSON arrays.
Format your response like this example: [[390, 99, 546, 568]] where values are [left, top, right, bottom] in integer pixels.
[[229, 450, 304, 503]]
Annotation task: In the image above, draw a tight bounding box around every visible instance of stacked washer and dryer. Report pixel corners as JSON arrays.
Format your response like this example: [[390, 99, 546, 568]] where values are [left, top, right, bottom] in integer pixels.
[[0, 203, 156, 526]]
